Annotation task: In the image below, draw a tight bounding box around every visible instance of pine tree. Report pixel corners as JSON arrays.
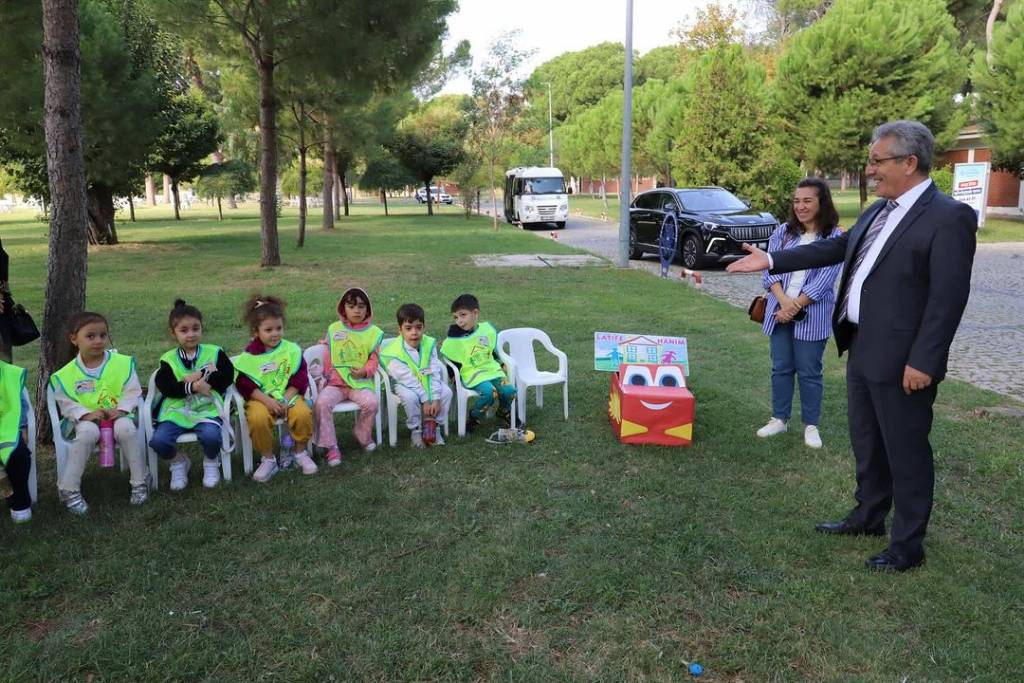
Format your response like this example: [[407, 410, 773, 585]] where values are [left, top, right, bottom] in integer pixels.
[[973, 1, 1024, 177]]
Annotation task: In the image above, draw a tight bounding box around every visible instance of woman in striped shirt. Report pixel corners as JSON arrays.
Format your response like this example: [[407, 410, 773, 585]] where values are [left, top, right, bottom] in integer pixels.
[[757, 177, 843, 449]]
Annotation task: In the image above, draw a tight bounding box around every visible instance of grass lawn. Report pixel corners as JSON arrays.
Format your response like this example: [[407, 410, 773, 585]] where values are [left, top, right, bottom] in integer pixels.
[[1, 201, 1022, 681], [568, 189, 1024, 243]]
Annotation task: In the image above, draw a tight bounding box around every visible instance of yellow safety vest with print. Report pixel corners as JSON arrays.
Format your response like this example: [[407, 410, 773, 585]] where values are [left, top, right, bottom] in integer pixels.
[[233, 340, 303, 402], [0, 360, 26, 465], [440, 322, 505, 387], [156, 344, 225, 428], [51, 351, 135, 413], [380, 335, 437, 399], [326, 321, 383, 391]]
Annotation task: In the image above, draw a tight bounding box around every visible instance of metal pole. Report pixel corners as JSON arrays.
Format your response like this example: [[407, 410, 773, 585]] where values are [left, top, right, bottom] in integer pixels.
[[618, 0, 634, 267], [547, 81, 554, 167]]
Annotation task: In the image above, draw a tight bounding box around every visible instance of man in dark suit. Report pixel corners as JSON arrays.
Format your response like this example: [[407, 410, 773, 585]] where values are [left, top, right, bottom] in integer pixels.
[[728, 120, 977, 572]]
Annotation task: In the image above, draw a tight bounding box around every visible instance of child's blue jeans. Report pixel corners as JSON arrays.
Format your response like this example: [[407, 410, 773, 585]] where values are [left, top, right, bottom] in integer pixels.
[[468, 380, 516, 419], [150, 420, 222, 460]]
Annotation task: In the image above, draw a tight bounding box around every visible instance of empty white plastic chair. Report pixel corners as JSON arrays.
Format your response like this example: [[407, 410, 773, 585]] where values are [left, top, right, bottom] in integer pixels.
[[497, 328, 569, 425], [141, 370, 236, 490], [378, 336, 449, 446], [46, 383, 149, 491], [303, 344, 382, 449], [442, 356, 517, 437]]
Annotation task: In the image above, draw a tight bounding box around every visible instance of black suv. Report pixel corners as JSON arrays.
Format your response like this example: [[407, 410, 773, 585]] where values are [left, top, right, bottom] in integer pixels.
[[629, 187, 779, 269]]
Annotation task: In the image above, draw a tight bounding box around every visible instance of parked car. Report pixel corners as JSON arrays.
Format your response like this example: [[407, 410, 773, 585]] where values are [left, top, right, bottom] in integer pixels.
[[415, 186, 453, 204], [628, 187, 779, 269]]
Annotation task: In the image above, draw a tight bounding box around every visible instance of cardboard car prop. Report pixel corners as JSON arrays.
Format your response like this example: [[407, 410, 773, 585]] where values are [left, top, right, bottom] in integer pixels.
[[608, 363, 695, 446]]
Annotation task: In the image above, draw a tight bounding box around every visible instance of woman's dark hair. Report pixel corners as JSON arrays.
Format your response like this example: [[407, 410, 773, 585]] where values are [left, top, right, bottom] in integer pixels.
[[397, 303, 425, 325], [786, 177, 839, 240], [242, 293, 286, 332], [169, 299, 203, 329]]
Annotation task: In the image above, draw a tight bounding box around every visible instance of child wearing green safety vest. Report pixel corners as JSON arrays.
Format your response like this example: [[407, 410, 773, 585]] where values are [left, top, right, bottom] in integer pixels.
[[380, 303, 452, 448], [0, 359, 33, 523], [50, 312, 148, 514], [150, 300, 235, 491], [313, 287, 382, 466], [233, 294, 314, 482], [440, 293, 516, 432]]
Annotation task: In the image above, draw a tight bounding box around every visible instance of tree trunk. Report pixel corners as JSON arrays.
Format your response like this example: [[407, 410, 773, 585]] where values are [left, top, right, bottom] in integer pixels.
[[127, 194, 135, 222], [216, 196, 223, 220], [256, 52, 281, 266], [38, 0, 90, 441], [297, 145, 308, 247], [145, 173, 156, 206], [425, 178, 434, 216], [489, 158, 498, 230], [601, 175, 608, 212], [340, 171, 350, 217], [86, 184, 117, 244], [840, 171, 848, 192], [986, 0, 1005, 67], [171, 180, 181, 220], [321, 124, 334, 230], [859, 168, 868, 210], [227, 193, 237, 209], [334, 170, 341, 219], [476, 188, 481, 215], [381, 188, 388, 216], [163, 173, 171, 204]]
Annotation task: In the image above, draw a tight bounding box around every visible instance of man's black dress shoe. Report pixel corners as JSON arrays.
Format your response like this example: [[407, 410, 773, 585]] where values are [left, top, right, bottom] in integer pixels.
[[864, 549, 925, 572], [814, 519, 885, 536]]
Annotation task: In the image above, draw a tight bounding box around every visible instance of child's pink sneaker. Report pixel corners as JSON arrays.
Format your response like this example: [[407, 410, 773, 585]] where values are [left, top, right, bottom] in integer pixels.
[[252, 457, 278, 483], [326, 446, 343, 467], [293, 451, 318, 475]]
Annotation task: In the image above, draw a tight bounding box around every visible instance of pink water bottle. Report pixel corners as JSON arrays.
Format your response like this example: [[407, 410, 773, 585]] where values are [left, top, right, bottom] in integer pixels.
[[422, 418, 437, 446], [98, 419, 116, 468]]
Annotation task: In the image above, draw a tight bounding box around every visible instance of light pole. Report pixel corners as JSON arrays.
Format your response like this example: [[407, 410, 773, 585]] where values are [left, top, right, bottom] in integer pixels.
[[618, 0, 634, 267], [546, 81, 554, 168]]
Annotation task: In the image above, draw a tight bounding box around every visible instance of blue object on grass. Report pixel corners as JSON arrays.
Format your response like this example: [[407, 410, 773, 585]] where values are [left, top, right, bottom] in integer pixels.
[[688, 662, 704, 676]]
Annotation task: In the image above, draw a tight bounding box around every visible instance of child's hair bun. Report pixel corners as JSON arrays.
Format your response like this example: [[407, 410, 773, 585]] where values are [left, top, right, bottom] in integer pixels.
[[174, 298, 187, 308]]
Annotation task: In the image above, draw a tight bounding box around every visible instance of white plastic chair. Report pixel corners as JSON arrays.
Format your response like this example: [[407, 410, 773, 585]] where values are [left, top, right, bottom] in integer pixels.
[[45, 383, 150, 492], [442, 355, 517, 437], [304, 344, 383, 448], [497, 328, 569, 425], [378, 337, 449, 447], [24, 388, 37, 503], [141, 370, 236, 490]]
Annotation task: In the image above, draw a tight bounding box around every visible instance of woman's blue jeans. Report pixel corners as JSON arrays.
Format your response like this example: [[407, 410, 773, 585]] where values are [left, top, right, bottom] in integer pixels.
[[769, 324, 827, 426]]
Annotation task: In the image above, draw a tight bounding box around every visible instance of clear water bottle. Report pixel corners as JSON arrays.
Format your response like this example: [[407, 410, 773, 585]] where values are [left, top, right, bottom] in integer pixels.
[[98, 419, 116, 468]]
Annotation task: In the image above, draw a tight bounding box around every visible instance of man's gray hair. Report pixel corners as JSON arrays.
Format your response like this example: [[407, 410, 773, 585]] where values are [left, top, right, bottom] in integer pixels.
[[871, 120, 934, 174]]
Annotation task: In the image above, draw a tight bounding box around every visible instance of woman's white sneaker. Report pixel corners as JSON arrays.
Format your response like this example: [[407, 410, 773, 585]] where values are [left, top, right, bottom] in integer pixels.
[[756, 418, 788, 437], [804, 425, 823, 449]]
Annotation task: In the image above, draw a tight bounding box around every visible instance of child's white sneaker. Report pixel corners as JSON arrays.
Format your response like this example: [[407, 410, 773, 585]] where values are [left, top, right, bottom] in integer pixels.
[[804, 425, 823, 449], [434, 431, 445, 446], [363, 441, 377, 453], [253, 457, 278, 483], [411, 431, 424, 448], [202, 460, 222, 488], [169, 454, 191, 491], [59, 489, 89, 515], [10, 507, 31, 523], [293, 451, 318, 475], [756, 418, 788, 438]]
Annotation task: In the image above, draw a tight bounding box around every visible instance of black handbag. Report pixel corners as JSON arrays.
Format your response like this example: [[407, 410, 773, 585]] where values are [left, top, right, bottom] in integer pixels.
[[9, 302, 40, 346]]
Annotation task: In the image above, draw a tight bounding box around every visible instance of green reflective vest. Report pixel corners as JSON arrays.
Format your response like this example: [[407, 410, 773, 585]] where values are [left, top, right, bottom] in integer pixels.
[[51, 352, 135, 412], [233, 340, 303, 401], [440, 322, 505, 387], [380, 335, 437, 399], [0, 360, 26, 465], [326, 321, 383, 391], [156, 344, 225, 428]]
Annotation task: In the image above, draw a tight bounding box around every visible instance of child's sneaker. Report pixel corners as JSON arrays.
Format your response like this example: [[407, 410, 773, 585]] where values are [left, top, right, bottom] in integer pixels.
[[253, 457, 279, 483], [363, 441, 377, 453], [10, 507, 31, 523], [485, 427, 536, 444], [434, 430, 445, 446], [202, 460, 222, 488], [129, 483, 150, 506], [411, 430, 425, 448], [169, 454, 191, 491], [325, 446, 343, 467], [59, 489, 89, 515], [293, 451, 318, 475]]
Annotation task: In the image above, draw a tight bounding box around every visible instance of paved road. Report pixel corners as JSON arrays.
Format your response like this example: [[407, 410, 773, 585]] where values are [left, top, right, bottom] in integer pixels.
[[490, 206, 1024, 403]]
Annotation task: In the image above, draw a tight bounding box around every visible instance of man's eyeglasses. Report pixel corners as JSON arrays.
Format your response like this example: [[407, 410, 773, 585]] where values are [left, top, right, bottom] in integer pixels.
[[866, 154, 908, 167]]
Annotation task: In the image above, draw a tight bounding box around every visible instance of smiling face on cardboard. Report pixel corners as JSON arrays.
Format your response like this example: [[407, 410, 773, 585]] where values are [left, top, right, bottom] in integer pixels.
[[609, 363, 694, 446]]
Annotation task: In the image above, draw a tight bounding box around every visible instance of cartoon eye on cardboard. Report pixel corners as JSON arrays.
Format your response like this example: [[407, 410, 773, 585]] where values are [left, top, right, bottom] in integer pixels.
[[609, 363, 694, 446]]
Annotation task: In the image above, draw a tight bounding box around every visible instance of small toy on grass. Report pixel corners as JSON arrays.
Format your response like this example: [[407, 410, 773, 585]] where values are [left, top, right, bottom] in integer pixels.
[[485, 427, 535, 444], [685, 661, 704, 677]]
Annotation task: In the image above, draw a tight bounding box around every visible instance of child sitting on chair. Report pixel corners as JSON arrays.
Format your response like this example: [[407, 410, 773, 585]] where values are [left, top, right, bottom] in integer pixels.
[[234, 294, 315, 482], [313, 287, 382, 466], [149, 299, 234, 491], [381, 303, 451, 447], [440, 293, 515, 432], [1, 360, 34, 523], [50, 311, 148, 513]]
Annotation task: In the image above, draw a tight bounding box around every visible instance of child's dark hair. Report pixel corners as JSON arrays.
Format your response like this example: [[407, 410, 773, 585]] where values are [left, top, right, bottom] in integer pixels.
[[397, 303, 425, 325], [169, 299, 204, 329], [341, 289, 369, 308], [242, 293, 286, 332], [68, 311, 108, 337], [450, 293, 479, 313]]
